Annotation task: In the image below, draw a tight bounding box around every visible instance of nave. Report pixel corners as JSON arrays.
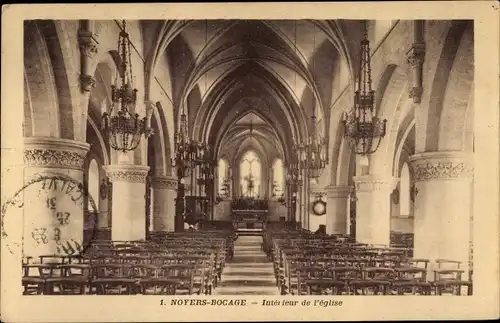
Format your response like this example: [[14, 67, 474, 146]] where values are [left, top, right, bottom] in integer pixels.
[[22, 227, 471, 296]]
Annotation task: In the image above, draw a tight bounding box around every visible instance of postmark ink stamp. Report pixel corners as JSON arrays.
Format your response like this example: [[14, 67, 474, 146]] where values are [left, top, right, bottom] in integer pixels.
[[1, 173, 99, 260]]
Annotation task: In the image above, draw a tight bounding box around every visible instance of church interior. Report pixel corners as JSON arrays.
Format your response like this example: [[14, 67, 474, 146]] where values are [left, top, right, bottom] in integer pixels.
[[19, 19, 475, 296]]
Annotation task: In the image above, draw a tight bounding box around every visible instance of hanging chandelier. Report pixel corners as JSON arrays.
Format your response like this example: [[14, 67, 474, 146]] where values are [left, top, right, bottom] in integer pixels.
[[293, 23, 327, 179], [295, 112, 328, 178], [171, 111, 194, 178], [101, 20, 153, 152], [286, 161, 303, 187], [192, 140, 212, 169], [196, 142, 215, 187], [342, 24, 387, 156]]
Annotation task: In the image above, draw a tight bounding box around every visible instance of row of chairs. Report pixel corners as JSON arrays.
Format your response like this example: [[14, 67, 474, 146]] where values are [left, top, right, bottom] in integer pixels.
[[266, 229, 472, 296], [22, 230, 235, 295], [22, 263, 203, 295]]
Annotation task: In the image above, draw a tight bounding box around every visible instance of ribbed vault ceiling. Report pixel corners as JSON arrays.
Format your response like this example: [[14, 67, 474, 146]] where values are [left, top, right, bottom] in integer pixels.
[[145, 19, 363, 166]]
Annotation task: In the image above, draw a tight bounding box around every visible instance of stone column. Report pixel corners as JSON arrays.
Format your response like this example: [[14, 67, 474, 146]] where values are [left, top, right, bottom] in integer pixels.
[[151, 176, 177, 232], [407, 42, 426, 104], [325, 186, 351, 235], [77, 26, 98, 92], [285, 182, 292, 221], [269, 167, 274, 198], [22, 137, 90, 259], [353, 175, 398, 245], [296, 185, 303, 229], [301, 170, 309, 230], [409, 151, 473, 279], [97, 178, 110, 229], [228, 167, 233, 197], [104, 164, 150, 241]]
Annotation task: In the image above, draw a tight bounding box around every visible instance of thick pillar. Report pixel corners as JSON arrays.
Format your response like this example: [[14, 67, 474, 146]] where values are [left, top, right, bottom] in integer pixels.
[[409, 151, 473, 279], [152, 176, 177, 232], [325, 186, 351, 235], [353, 175, 398, 245], [22, 137, 90, 259], [104, 164, 150, 241]]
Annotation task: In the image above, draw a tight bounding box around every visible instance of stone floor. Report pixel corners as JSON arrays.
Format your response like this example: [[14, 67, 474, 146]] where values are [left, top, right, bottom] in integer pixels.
[[213, 235, 280, 295]]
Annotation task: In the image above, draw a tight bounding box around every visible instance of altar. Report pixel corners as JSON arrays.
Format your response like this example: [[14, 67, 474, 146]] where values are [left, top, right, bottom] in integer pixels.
[[232, 209, 268, 230], [230, 197, 269, 232]]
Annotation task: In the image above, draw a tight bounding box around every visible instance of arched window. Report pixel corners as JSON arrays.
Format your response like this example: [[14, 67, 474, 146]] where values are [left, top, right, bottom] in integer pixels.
[[240, 151, 261, 198], [88, 159, 100, 211], [272, 158, 284, 198], [218, 159, 228, 196], [400, 163, 411, 216]]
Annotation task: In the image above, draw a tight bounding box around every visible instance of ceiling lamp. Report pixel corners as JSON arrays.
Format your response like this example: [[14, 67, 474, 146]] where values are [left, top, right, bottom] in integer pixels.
[[172, 111, 194, 178], [294, 23, 327, 178], [286, 161, 303, 187], [342, 24, 387, 156], [102, 20, 153, 152], [296, 113, 327, 178]]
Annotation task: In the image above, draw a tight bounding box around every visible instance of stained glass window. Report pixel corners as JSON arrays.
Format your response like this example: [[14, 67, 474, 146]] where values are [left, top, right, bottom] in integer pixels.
[[240, 151, 261, 197]]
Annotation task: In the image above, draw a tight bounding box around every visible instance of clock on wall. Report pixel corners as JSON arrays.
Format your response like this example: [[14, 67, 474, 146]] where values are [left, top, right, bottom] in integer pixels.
[[312, 199, 327, 216]]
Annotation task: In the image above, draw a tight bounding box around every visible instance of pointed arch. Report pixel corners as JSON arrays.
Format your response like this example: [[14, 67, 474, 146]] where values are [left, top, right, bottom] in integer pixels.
[[425, 20, 469, 151]]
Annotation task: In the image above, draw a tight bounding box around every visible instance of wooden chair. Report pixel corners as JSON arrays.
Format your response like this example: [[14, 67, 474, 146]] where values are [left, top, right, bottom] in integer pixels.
[[405, 258, 429, 270], [296, 266, 329, 295], [432, 279, 472, 296], [392, 267, 431, 295], [161, 264, 196, 295], [91, 264, 134, 295], [22, 262, 64, 294], [432, 259, 471, 295], [22, 264, 49, 295], [305, 279, 346, 295], [39, 255, 67, 264], [181, 256, 212, 295], [283, 257, 312, 295], [348, 267, 395, 295], [45, 277, 88, 295], [371, 257, 400, 268], [349, 279, 392, 295], [139, 277, 180, 295]]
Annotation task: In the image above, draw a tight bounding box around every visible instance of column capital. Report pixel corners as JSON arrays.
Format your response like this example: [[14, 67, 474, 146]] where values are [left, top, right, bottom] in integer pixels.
[[77, 30, 99, 59], [152, 175, 177, 190], [408, 86, 423, 104], [324, 185, 352, 198], [79, 74, 96, 92], [353, 175, 399, 192], [409, 151, 473, 182], [406, 42, 426, 67], [23, 136, 90, 170], [103, 164, 150, 183]]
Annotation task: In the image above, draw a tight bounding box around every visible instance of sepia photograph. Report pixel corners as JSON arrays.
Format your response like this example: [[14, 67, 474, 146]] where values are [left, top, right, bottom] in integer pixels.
[[1, 2, 499, 322]]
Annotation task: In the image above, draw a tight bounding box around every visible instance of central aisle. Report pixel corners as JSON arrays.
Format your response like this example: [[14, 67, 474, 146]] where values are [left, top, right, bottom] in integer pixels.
[[214, 235, 280, 295]]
